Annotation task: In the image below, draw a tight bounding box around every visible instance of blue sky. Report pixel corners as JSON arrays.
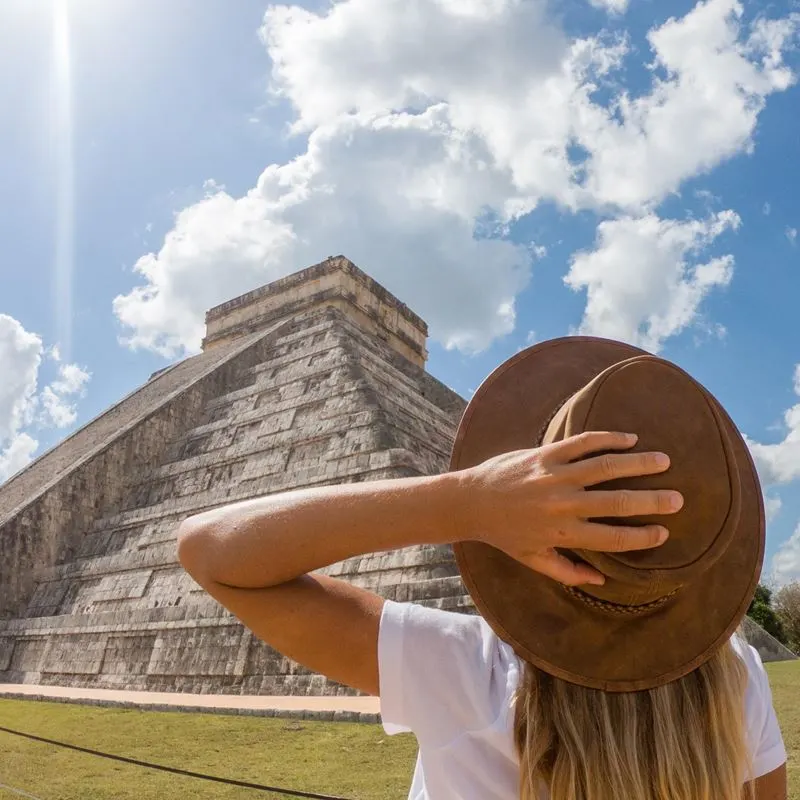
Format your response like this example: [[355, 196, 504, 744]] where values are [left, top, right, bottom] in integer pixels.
[[1, 0, 799, 584]]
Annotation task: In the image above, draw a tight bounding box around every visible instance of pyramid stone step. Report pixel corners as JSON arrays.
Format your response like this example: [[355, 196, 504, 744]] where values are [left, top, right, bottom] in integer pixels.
[[87, 453, 429, 531], [37, 543, 178, 584], [0, 604, 234, 645], [329, 544, 457, 576], [385, 576, 467, 603], [127, 418, 387, 498], [76, 520, 177, 558]]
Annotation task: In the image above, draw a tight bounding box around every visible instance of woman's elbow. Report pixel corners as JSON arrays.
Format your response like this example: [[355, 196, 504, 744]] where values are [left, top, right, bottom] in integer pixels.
[[175, 516, 214, 576]]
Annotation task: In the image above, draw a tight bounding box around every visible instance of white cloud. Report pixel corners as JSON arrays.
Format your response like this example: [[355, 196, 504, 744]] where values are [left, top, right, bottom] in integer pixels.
[[39, 363, 91, 429], [693, 319, 728, 344], [114, 110, 530, 357], [746, 367, 800, 587], [114, 0, 799, 358], [765, 493, 783, 522], [576, 1, 798, 210], [772, 522, 800, 586], [0, 433, 39, 485], [565, 211, 739, 351], [0, 315, 43, 481], [0, 314, 91, 483], [262, 0, 797, 212], [588, 0, 629, 14], [746, 364, 800, 486], [52, 363, 91, 395], [517, 329, 540, 352], [763, 202, 772, 215], [261, 0, 569, 134], [787, 227, 798, 245], [40, 390, 76, 430]]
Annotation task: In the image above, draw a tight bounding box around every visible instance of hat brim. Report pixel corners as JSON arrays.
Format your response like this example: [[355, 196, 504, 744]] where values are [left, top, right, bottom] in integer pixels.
[[451, 337, 764, 692]]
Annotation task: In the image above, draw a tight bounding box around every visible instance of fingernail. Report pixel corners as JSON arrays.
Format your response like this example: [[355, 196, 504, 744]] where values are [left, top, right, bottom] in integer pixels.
[[655, 453, 670, 467], [658, 527, 670, 543], [626, 433, 638, 443], [590, 575, 606, 586], [670, 492, 684, 510]]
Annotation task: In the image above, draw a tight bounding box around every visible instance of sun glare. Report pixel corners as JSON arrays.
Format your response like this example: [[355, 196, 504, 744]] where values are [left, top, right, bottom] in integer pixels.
[[52, 0, 75, 362]]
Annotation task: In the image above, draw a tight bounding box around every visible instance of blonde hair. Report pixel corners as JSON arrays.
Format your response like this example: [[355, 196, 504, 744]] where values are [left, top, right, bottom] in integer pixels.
[[514, 638, 752, 800]]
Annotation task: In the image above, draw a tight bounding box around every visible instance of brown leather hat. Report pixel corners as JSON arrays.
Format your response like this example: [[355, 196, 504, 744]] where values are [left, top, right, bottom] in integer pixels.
[[451, 336, 765, 692]]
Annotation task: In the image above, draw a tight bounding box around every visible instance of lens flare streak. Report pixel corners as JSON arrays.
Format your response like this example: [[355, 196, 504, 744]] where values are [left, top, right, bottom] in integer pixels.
[[53, 0, 75, 360]]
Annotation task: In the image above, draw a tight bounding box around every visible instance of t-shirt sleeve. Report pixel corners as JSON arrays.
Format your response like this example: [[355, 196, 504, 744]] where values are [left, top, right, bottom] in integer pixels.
[[740, 640, 787, 779], [378, 600, 518, 749]]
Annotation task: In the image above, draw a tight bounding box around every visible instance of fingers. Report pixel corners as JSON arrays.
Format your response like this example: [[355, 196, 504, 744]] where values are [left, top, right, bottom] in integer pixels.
[[558, 522, 669, 553], [562, 450, 671, 487], [572, 487, 683, 518], [525, 550, 607, 587], [550, 431, 638, 462], [523, 522, 670, 586]]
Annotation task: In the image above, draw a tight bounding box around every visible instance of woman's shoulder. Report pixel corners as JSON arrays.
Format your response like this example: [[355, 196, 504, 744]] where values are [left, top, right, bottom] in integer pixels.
[[383, 601, 520, 675], [379, 602, 521, 746]]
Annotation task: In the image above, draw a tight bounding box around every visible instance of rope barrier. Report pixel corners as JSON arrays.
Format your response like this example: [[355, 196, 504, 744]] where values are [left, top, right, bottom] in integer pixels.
[[0, 725, 354, 800]]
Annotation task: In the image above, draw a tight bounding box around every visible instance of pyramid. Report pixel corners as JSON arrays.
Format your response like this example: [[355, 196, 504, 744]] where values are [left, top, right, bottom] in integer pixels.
[[0, 256, 792, 699], [0, 257, 469, 697], [740, 616, 798, 663]]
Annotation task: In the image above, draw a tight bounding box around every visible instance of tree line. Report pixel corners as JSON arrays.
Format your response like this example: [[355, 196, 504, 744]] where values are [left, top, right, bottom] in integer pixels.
[[747, 581, 800, 654]]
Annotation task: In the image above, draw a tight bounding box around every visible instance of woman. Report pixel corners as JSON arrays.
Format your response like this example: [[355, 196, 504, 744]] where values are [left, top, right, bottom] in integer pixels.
[[177, 338, 788, 799]]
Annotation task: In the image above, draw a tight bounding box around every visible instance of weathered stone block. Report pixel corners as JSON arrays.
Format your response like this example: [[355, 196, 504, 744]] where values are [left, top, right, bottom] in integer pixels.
[[0, 636, 14, 671], [42, 634, 109, 675], [102, 635, 158, 675], [147, 626, 244, 676]]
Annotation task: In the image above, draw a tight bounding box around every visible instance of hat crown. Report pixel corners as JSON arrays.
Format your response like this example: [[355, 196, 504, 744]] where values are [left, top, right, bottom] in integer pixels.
[[541, 356, 742, 609]]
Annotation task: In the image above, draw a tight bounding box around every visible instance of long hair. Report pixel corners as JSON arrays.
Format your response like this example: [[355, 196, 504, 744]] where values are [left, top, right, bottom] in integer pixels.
[[513, 637, 752, 800]]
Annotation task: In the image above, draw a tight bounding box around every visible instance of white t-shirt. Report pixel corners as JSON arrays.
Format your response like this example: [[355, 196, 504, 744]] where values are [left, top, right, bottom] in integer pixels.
[[378, 600, 787, 800]]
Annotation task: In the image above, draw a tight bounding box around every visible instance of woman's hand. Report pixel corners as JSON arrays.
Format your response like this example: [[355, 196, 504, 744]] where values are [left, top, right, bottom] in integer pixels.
[[458, 431, 683, 587]]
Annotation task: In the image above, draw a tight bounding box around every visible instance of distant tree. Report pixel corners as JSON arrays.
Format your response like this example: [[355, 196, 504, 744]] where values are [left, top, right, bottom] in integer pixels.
[[747, 584, 788, 645], [774, 582, 800, 655]]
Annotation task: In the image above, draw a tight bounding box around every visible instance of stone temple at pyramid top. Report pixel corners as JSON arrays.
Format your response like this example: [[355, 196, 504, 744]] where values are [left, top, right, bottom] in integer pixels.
[[202, 255, 429, 369]]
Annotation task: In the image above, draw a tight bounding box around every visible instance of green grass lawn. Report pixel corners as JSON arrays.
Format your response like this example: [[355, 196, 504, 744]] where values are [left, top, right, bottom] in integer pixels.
[[0, 661, 797, 799], [0, 700, 418, 800], [765, 660, 799, 798]]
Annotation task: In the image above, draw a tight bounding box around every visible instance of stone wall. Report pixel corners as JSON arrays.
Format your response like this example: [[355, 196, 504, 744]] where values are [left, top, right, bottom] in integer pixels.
[[203, 256, 429, 368]]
